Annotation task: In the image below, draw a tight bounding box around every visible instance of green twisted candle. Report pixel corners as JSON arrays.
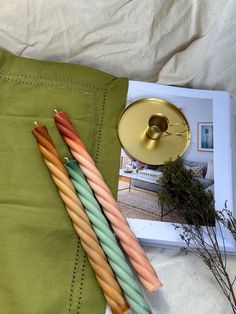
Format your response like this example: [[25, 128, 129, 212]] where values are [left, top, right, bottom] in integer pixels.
[[65, 160, 152, 314]]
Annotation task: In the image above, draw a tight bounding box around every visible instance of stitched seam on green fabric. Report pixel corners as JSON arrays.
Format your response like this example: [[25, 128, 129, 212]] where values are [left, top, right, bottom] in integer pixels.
[[68, 239, 80, 313], [0, 71, 105, 91], [94, 90, 107, 165], [77, 253, 87, 313], [0, 72, 114, 116], [88, 92, 98, 157], [68, 84, 95, 310], [0, 74, 94, 95]]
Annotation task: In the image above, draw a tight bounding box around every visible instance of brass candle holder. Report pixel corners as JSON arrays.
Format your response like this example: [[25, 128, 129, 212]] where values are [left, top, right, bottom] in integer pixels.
[[118, 98, 191, 165]]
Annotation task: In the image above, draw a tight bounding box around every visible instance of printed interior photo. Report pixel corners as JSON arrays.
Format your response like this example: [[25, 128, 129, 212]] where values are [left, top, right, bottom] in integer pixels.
[[117, 99, 214, 224]]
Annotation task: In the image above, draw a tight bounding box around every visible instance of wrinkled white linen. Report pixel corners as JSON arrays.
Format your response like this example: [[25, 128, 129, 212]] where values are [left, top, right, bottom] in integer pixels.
[[0, 1, 235, 313]]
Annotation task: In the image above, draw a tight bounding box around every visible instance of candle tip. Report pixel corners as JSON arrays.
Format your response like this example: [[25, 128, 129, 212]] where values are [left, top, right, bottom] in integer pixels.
[[54, 109, 59, 114], [34, 121, 38, 126]]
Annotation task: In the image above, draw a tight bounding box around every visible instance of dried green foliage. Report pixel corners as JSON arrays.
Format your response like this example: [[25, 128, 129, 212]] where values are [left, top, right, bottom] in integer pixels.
[[158, 157, 216, 225], [158, 157, 236, 313]]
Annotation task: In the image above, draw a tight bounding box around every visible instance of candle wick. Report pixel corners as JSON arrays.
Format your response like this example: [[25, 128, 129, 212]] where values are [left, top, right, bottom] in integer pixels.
[[54, 109, 59, 114], [34, 121, 38, 126]]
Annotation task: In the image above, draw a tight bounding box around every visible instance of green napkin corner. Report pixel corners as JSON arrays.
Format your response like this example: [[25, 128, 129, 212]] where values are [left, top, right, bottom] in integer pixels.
[[0, 48, 128, 314]]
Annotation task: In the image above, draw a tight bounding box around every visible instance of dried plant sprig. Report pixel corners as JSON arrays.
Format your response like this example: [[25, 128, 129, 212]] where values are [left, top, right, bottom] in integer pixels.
[[158, 157, 216, 226], [158, 157, 236, 313], [217, 204, 236, 241], [175, 218, 236, 313]]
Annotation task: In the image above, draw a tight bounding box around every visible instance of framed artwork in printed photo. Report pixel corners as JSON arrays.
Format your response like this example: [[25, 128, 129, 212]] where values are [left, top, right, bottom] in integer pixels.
[[198, 122, 214, 152], [117, 81, 236, 254]]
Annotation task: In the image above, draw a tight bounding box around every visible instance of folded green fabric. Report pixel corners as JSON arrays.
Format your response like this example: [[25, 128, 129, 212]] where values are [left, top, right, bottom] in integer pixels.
[[0, 48, 128, 314]]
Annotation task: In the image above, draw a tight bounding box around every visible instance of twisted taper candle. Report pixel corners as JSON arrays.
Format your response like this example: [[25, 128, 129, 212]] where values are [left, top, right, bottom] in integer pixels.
[[65, 160, 152, 314], [32, 124, 129, 314], [54, 111, 162, 292]]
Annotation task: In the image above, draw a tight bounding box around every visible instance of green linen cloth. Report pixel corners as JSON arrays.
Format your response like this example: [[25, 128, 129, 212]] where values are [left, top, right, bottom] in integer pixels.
[[0, 48, 128, 314]]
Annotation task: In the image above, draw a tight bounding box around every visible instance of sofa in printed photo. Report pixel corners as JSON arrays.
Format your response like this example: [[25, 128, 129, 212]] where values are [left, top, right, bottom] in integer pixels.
[[131, 159, 214, 193]]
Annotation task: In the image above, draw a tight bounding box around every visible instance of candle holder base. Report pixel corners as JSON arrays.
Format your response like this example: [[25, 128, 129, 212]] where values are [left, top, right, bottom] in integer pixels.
[[118, 98, 191, 165]]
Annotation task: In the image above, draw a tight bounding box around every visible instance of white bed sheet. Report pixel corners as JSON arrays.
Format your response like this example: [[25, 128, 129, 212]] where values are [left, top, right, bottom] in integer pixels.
[[0, 1, 235, 313]]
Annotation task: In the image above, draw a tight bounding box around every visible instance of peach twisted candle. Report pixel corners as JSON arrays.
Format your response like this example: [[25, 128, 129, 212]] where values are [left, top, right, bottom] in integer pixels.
[[54, 111, 162, 292], [32, 124, 129, 314]]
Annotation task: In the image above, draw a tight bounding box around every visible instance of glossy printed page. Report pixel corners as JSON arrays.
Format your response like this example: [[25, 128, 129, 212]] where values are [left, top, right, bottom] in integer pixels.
[[117, 81, 235, 252]]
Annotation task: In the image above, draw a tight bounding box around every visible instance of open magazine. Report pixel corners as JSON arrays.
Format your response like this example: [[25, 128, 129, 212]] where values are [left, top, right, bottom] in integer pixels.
[[117, 81, 236, 253]]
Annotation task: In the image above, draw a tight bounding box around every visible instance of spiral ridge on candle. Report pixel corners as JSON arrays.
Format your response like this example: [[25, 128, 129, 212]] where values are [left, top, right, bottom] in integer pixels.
[[32, 125, 129, 314], [54, 112, 162, 292], [65, 161, 152, 314]]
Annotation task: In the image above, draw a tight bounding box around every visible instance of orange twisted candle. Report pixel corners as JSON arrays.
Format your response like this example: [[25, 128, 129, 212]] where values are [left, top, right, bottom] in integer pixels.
[[32, 123, 129, 314], [54, 111, 162, 292]]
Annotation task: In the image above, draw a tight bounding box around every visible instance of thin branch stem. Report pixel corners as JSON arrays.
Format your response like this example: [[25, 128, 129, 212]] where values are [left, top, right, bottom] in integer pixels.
[[160, 157, 236, 312]]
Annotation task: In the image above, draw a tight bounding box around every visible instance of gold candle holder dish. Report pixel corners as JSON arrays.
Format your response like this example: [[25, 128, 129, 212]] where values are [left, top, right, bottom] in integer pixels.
[[118, 98, 191, 165]]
